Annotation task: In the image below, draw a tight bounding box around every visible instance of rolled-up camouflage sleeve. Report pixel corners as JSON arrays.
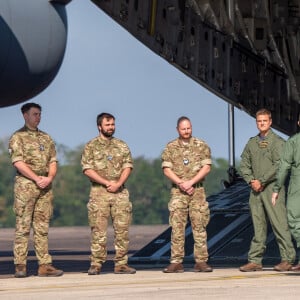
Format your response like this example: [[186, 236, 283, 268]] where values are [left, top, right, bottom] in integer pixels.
[[49, 139, 57, 164], [161, 144, 173, 169], [200, 142, 212, 166], [81, 142, 94, 172], [8, 134, 24, 164], [122, 144, 133, 169]]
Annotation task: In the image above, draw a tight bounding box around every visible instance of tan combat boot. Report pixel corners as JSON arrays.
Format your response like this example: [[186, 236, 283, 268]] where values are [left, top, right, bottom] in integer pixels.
[[15, 264, 27, 278], [88, 265, 101, 275], [114, 264, 136, 274], [163, 263, 184, 273], [239, 262, 263, 272], [194, 262, 213, 272], [38, 264, 63, 277], [273, 261, 293, 272]]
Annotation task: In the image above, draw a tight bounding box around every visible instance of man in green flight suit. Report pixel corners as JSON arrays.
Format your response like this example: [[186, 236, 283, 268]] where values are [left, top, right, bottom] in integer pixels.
[[272, 114, 300, 271], [239, 108, 295, 272]]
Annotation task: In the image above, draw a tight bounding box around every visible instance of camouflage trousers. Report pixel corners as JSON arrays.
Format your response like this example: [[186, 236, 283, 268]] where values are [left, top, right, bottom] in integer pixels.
[[87, 186, 132, 267], [168, 187, 210, 264], [13, 176, 53, 265]]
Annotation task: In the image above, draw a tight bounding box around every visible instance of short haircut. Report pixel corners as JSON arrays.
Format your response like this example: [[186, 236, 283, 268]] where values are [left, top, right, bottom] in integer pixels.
[[21, 102, 42, 114], [177, 116, 191, 128], [256, 108, 272, 119], [97, 112, 115, 126]]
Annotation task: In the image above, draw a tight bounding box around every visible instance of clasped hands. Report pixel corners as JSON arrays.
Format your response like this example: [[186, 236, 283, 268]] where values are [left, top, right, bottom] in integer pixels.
[[251, 179, 279, 207], [250, 179, 264, 192], [106, 181, 122, 193], [35, 176, 52, 189], [178, 181, 195, 195]]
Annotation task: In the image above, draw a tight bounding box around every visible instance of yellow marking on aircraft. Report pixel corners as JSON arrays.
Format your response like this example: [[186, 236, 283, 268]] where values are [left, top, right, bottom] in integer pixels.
[[149, 0, 157, 36]]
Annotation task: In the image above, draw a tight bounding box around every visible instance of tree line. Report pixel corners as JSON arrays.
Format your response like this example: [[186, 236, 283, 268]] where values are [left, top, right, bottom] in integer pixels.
[[0, 138, 231, 227]]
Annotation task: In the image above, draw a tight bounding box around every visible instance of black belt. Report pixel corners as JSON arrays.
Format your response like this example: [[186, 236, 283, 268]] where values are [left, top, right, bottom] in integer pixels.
[[172, 182, 203, 188], [17, 171, 48, 176], [92, 182, 106, 187], [92, 182, 125, 189]]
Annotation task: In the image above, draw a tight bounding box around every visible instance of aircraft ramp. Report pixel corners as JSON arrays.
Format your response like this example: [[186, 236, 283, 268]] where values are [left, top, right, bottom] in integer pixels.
[[129, 181, 282, 267]]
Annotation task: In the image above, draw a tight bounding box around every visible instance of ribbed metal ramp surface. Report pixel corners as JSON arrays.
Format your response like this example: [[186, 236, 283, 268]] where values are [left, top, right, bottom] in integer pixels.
[[129, 181, 282, 267]]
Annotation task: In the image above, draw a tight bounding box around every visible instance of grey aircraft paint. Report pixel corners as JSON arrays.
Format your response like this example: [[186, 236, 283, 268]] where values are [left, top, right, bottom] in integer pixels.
[[0, 0, 69, 107], [1, 0, 300, 137]]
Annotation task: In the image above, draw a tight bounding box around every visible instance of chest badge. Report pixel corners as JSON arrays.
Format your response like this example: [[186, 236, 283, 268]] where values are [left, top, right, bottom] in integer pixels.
[[183, 158, 189, 165], [259, 141, 268, 148]]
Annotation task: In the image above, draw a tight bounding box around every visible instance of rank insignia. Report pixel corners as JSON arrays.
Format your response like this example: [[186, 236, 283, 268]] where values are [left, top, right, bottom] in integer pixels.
[[259, 141, 268, 148]]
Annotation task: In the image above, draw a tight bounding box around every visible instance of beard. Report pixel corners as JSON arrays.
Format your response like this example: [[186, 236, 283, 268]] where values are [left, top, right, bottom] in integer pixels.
[[101, 128, 115, 138], [180, 132, 192, 140]]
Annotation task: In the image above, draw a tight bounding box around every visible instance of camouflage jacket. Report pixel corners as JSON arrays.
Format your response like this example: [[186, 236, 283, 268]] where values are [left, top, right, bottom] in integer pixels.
[[161, 136, 212, 180], [81, 136, 133, 181], [8, 126, 57, 175]]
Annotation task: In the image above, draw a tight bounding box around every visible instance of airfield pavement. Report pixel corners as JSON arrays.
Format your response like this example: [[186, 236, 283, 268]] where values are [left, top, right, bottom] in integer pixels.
[[1, 225, 300, 299]]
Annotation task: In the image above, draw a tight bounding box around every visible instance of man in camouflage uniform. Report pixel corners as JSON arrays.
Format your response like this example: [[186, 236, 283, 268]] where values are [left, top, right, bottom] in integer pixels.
[[81, 112, 136, 275], [239, 108, 295, 272], [8, 102, 63, 278], [272, 114, 300, 271], [161, 116, 212, 273]]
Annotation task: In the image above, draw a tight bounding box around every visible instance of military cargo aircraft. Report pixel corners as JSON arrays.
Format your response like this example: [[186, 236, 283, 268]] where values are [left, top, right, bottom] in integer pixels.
[[2, 0, 298, 266], [1, 0, 299, 136], [0, 0, 70, 107]]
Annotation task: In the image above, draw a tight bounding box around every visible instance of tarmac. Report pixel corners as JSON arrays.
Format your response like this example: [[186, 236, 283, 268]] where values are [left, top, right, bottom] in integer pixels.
[[1, 226, 300, 299]]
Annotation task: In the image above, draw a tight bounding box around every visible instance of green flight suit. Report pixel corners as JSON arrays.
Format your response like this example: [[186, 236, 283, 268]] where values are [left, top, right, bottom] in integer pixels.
[[273, 132, 300, 251], [240, 129, 295, 264]]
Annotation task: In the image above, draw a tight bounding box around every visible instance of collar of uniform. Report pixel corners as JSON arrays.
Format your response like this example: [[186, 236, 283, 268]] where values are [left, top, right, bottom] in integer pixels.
[[97, 135, 113, 144], [178, 136, 194, 147], [257, 129, 273, 141], [21, 125, 39, 133]]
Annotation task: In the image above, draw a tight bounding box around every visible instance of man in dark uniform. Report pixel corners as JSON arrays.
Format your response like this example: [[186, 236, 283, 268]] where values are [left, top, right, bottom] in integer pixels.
[[8, 102, 63, 278], [239, 108, 295, 272], [161, 116, 212, 273]]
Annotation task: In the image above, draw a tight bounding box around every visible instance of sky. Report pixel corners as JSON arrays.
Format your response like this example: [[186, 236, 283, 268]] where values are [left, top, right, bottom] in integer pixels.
[[0, 0, 287, 161]]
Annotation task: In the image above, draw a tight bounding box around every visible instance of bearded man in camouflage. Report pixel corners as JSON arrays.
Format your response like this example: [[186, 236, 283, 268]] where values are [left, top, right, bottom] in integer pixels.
[[8, 102, 63, 278], [81, 112, 136, 275], [161, 116, 212, 273]]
